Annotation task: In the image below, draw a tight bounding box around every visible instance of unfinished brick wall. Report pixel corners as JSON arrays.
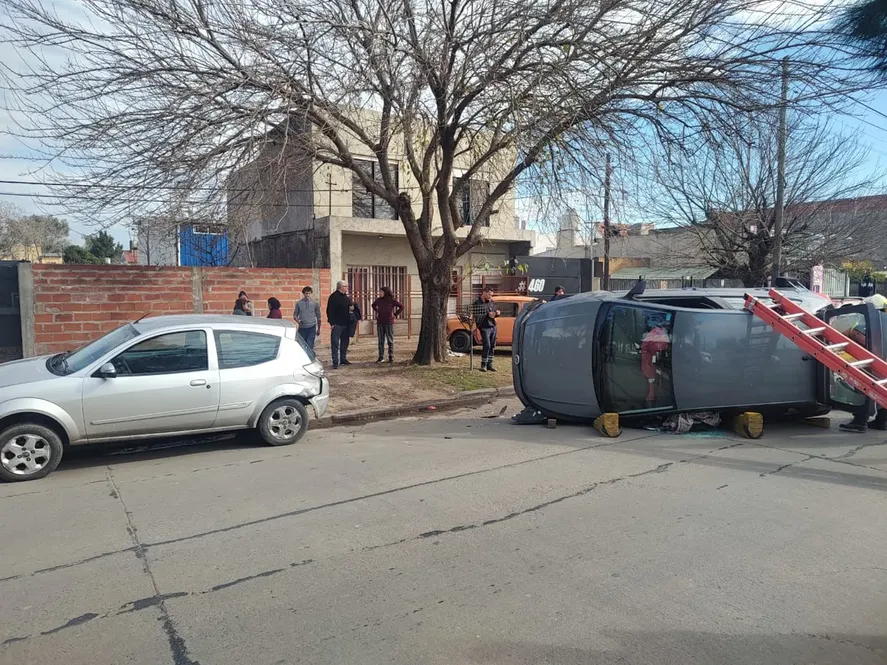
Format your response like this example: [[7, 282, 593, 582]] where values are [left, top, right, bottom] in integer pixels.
[[28, 264, 328, 356]]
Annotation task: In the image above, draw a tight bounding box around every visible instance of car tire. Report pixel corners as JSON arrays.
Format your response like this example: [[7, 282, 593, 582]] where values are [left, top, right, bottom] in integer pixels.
[[450, 331, 472, 353], [0, 423, 64, 482], [258, 399, 309, 447]]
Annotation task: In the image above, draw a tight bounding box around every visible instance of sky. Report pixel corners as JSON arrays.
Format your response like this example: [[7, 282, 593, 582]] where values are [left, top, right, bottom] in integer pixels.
[[2, 0, 887, 249]]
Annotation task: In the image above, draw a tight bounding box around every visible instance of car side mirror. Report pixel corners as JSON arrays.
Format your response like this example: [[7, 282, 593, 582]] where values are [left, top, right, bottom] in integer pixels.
[[97, 363, 117, 378]]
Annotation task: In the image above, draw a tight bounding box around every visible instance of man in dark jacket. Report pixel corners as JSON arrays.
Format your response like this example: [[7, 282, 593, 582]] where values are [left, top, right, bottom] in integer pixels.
[[327, 280, 353, 369], [472, 286, 500, 372], [859, 273, 876, 298]]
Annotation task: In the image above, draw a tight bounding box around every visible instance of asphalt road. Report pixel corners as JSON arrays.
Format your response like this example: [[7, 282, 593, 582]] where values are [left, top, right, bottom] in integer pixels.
[[1, 399, 886, 665]]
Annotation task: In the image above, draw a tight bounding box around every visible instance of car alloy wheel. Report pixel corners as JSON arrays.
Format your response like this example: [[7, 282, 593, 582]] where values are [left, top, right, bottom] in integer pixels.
[[1, 433, 53, 478], [268, 404, 303, 442]]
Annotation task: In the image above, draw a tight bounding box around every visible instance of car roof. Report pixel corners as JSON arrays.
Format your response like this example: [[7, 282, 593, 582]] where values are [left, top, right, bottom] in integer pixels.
[[133, 314, 295, 333]]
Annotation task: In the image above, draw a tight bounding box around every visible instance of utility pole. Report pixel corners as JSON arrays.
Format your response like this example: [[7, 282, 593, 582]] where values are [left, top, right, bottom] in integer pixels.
[[771, 57, 789, 283], [583, 191, 596, 290], [325, 171, 337, 218], [602, 153, 612, 291]]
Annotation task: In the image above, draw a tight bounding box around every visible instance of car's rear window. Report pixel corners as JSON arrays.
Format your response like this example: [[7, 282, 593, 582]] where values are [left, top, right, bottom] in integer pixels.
[[214, 331, 281, 369], [293, 331, 316, 361]]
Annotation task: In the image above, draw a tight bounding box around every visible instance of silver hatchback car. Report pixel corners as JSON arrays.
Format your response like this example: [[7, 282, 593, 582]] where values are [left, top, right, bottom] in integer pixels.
[[0, 315, 329, 482]]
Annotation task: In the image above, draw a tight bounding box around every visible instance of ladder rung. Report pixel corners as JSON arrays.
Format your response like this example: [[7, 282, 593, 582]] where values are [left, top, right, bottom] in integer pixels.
[[826, 342, 849, 351], [851, 359, 874, 368], [783, 313, 805, 322], [804, 327, 826, 335]]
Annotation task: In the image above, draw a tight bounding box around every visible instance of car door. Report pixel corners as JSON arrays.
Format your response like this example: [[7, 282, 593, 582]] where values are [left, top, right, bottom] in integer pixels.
[[819, 304, 885, 412], [212, 329, 284, 429], [81, 329, 220, 441]]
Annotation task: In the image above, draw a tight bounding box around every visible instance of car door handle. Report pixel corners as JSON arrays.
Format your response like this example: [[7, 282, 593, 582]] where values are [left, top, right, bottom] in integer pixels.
[[190, 379, 207, 386]]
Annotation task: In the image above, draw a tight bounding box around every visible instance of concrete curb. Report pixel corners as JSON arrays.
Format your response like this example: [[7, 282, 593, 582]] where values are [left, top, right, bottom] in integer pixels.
[[313, 386, 516, 429]]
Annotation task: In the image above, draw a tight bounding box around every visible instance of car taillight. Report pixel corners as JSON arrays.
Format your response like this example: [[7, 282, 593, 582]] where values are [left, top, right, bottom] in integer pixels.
[[302, 359, 325, 378]]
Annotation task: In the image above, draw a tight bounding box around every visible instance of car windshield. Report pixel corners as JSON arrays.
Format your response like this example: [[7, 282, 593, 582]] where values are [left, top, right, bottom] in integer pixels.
[[50, 324, 141, 375], [598, 304, 675, 413]]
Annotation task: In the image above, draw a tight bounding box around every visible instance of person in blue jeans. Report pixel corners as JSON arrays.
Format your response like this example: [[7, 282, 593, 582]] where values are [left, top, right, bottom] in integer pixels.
[[472, 286, 500, 372], [326, 280, 353, 369], [294, 285, 321, 350]]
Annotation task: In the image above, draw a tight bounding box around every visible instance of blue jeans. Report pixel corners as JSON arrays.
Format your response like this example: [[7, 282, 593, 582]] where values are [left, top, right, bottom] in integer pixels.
[[330, 324, 350, 367], [480, 326, 497, 367], [298, 325, 316, 350]]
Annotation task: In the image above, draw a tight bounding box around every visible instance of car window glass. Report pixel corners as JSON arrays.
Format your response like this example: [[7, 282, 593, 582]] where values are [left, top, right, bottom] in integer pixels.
[[293, 330, 316, 361], [62, 324, 141, 374], [498, 302, 519, 317], [827, 312, 868, 407], [640, 297, 719, 310], [111, 330, 208, 376], [214, 331, 281, 369], [599, 305, 675, 413], [722, 295, 814, 311]]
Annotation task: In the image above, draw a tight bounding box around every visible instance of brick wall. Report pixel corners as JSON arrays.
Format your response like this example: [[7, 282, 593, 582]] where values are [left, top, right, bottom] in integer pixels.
[[28, 265, 329, 356]]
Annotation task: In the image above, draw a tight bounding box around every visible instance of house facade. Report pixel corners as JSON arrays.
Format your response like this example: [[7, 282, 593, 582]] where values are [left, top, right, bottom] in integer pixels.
[[227, 117, 535, 326]]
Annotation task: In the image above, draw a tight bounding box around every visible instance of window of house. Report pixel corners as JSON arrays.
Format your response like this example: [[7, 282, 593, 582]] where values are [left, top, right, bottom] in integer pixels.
[[214, 331, 281, 369], [456, 176, 490, 227], [347, 265, 408, 319], [191, 224, 224, 235], [451, 270, 461, 297], [352, 159, 398, 220], [110, 331, 207, 375]]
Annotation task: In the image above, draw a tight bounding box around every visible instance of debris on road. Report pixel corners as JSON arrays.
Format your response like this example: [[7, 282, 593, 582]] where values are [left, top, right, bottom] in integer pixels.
[[662, 411, 721, 434]]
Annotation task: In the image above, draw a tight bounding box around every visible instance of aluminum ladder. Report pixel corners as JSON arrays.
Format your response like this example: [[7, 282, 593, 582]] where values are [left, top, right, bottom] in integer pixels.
[[744, 289, 887, 410]]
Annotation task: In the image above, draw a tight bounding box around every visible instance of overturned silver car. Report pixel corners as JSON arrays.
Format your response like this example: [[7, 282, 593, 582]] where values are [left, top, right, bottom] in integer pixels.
[[511, 285, 885, 422]]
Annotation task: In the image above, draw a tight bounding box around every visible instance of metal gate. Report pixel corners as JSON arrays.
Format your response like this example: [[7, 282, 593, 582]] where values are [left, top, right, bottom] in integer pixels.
[[0, 262, 22, 363]]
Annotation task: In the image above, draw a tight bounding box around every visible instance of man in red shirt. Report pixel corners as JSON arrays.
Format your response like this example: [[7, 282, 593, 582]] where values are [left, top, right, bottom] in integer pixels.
[[372, 286, 404, 363]]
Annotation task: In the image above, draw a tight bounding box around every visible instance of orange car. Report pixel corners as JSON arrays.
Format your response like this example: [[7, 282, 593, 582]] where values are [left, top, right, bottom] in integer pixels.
[[446, 295, 537, 353]]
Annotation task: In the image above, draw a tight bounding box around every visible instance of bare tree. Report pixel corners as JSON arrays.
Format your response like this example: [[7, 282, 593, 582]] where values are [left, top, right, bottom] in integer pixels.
[[644, 112, 883, 287], [0, 0, 871, 362], [0, 202, 69, 259]]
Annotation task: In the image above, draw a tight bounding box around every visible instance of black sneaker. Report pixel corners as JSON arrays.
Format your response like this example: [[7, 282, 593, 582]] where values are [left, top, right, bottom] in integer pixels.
[[487, 365, 497, 372], [839, 422, 867, 433], [388, 358, 394, 363], [341, 360, 352, 366], [331, 365, 339, 370], [869, 420, 887, 431], [480, 366, 488, 372], [375, 358, 383, 363]]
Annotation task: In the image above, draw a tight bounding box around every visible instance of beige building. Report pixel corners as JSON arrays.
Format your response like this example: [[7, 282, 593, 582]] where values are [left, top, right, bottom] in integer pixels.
[[228, 117, 535, 325], [0, 246, 62, 264]]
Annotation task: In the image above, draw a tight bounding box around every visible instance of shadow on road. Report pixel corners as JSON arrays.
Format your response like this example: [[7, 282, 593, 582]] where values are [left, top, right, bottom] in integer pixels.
[[56, 431, 262, 472], [456, 631, 887, 664]]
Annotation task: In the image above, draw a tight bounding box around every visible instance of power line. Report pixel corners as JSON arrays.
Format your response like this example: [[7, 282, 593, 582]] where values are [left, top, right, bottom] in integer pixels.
[[0, 183, 551, 204]]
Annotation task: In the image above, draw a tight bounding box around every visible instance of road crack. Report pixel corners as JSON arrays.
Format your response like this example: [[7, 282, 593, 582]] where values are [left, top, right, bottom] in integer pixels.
[[106, 466, 199, 665], [834, 440, 887, 460]]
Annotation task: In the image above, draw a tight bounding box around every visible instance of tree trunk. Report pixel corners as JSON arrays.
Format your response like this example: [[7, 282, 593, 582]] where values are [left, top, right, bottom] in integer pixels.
[[412, 258, 454, 365]]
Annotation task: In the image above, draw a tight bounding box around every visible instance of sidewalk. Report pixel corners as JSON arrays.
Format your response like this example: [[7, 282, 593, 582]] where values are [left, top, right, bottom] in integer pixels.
[[317, 338, 512, 416]]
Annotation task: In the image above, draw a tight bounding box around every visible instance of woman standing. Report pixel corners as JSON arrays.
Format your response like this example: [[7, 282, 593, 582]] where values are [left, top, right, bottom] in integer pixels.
[[267, 297, 283, 319], [233, 291, 253, 316], [371, 286, 403, 363]]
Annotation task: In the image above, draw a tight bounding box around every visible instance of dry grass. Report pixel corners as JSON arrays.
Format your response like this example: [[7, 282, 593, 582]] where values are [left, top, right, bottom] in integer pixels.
[[319, 337, 512, 414]]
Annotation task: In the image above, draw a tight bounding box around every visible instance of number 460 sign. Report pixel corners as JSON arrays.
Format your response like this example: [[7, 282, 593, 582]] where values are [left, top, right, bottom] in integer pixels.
[[527, 278, 546, 292]]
